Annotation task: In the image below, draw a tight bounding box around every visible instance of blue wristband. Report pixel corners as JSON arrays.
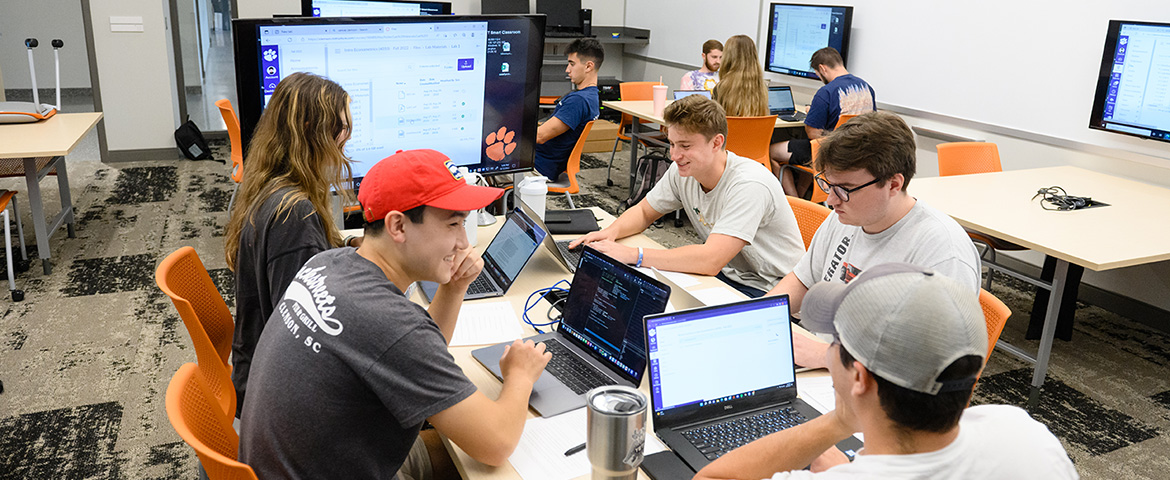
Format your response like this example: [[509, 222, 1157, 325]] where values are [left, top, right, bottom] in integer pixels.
[[636, 247, 644, 267]]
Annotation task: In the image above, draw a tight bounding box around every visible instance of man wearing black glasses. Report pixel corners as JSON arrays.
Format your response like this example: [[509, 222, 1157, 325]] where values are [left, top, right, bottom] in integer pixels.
[[765, 111, 981, 368]]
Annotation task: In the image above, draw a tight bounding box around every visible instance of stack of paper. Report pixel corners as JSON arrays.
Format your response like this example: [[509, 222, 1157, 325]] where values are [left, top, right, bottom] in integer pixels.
[[450, 301, 524, 347]]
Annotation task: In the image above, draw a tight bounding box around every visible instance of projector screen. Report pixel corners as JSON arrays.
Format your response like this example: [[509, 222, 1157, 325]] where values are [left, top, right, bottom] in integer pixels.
[[1089, 20, 1170, 144], [764, 3, 853, 80], [233, 15, 545, 182]]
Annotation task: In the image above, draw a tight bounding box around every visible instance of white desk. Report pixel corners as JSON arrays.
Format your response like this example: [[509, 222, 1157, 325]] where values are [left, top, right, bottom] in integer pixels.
[[0, 112, 103, 274], [912, 166, 1170, 407]]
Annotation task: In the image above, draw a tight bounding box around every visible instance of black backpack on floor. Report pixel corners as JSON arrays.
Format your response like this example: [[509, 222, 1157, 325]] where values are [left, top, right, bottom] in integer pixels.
[[624, 150, 671, 209], [174, 118, 215, 161]]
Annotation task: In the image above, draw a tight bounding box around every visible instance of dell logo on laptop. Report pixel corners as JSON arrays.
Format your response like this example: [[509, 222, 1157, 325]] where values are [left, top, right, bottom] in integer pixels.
[[724, 405, 733, 410]]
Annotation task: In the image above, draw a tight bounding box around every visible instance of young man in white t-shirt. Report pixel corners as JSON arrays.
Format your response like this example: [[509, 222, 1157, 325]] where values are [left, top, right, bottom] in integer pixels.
[[696, 263, 1078, 480], [765, 111, 981, 366], [570, 95, 804, 297]]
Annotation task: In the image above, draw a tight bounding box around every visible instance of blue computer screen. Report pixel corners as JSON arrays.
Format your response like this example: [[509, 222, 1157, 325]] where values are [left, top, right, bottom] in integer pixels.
[[765, 3, 853, 80]]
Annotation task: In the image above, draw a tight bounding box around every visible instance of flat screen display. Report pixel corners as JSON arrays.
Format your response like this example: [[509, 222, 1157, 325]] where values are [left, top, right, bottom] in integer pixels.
[[764, 3, 853, 80], [302, 0, 452, 17], [1089, 20, 1170, 143], [233, 15, 545, 181]]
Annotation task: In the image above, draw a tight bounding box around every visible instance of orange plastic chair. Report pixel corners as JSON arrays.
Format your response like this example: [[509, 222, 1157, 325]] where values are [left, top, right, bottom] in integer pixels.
[[979, 288, 1011, 362], [780, 138, 828, 204], [166, 363, 259, 480], [547, 120, 596, 209], [215, 99, 244, 213], [606, 81, 667, 186], [834, 113, 859, 129], [725, 115, 778, 168], [156, 247, 236, 417], [786, 196, 831, 250]]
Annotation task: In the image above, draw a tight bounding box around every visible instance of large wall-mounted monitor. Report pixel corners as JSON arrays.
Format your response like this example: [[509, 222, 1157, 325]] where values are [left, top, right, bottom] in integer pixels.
[[233, 15, 545, 181], [481, 0, 529, 15], [302, 0, 452, 17], [764, 3, 853, 80], [1089, 20, 1170, 144]]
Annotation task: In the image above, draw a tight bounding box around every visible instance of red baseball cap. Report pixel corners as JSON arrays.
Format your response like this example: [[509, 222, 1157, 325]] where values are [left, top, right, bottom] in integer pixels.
[[358, 149, 504, 222]]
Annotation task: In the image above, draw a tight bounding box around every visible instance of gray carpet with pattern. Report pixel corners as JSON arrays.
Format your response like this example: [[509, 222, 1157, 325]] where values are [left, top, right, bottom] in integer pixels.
[[2, 140, 1169, 479]]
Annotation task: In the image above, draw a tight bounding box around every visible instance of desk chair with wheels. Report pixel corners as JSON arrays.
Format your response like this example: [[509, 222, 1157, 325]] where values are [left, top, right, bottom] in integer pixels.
[[0, 191, 28, 301], [725, 115, 778, 168], [835, 113, 859, 128], [547, 120, 595, 209], [606, 81, 667, 186], [786, 196, 831, 250], [166, 363, 259, 480], [156, 247, 236, 417], [214, 99, 244, 213]]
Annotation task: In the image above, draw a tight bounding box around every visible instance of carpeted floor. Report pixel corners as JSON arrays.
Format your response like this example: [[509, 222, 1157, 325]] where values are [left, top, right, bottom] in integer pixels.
[[1, 140, 1169, 479]]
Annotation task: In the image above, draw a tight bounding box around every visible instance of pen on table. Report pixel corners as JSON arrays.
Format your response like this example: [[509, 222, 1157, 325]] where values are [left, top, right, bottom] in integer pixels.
[[563, 442, 586, 456]]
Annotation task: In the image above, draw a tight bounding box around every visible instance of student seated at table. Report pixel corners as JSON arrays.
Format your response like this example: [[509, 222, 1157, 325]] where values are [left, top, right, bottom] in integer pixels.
[[238, 149, 552, 479], [711, 35, 768, 117], [570, 95, 804, 298], [534, 38, 602, 180], [770, 47, 876, 196], [680, 39, 722, 92], [696, 263, 1078, 480], [765, 111, 980, 367]]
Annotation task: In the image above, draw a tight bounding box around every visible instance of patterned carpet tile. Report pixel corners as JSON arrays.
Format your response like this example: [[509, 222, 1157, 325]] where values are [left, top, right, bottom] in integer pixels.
[[107, 167, 177, 205], [62, 254, 157, 297], [0, 402, 125, 480]]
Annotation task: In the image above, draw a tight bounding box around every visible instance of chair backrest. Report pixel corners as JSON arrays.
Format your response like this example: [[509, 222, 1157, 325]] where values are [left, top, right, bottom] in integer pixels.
[[978, 288, 1011, 361], [725, 115, 778, 167], [214, 99, 244, 184], [806, 138, 828, 204], [547, 120, 596, 195], [786, 196, 831, 250], [936, 142, 1002, 177], [166, 363, 259, 480], [834, 113, 859, 129], [156, 246, 236, 417], [618, 81, 662, 130]]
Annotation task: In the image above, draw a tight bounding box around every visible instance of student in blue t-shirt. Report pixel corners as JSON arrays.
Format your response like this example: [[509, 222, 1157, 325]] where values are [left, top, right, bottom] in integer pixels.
[[770, 47, 875, 197], [534, 38, 602, 180]]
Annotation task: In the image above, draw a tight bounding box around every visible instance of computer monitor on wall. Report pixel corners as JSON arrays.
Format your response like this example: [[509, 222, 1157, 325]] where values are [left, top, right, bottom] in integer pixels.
[[233, 15, 545, 182], [1089, 20, 1170, 144], [481, 0, 529, 15], [302, 0, 453, 17], [764, 3, 853, 80], [536, 0, 581, 34]]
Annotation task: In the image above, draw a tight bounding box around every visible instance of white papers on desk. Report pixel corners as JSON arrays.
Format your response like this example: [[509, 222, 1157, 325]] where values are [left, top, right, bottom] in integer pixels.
[[798, 376, 864, 443], [690, 286, 744, 306], [635, 267, 701, 288], [509, 408, 667, 480], [449, 301, 523, 346]]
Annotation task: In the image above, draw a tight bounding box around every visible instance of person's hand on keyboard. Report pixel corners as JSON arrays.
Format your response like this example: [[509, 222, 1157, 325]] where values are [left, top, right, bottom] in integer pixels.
[[500, 339, 552, 385], [568, 228, 615, 249]]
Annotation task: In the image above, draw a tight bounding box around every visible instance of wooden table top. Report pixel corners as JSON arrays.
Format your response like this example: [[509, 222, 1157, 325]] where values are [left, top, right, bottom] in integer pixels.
[[602, 100, 805, 128], [0, 112, 103, 158]]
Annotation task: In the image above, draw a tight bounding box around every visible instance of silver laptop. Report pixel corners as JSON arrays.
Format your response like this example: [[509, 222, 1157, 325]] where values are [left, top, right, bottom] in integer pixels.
[[673, 89, 712, 100], [471, 245, 670, 417], [644, 295, 861, 472], [767, 85, 806, 122], [518, 200, 583, 274], [651, 267, 705, 311], [419, 207, 546, 301]]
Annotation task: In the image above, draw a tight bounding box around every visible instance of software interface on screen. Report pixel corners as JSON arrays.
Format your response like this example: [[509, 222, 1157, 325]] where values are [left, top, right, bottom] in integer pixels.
[[482, 212, 544, 284], [766, 4, 850, 79], [646, 298, 794, 414], [310, 0, 447, 17], [1098, 23, 1170, 140], [253, 17, 536, 179], [559, 252, 669, 380], [768, 88, 796, 111]]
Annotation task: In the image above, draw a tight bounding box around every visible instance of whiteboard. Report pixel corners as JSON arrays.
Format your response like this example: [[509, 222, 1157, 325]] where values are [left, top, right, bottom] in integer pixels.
[[626, 0, 1170, 161]]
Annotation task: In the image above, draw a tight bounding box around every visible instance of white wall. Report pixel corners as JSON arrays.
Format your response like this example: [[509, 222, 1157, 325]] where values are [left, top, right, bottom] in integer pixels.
[[0, 0, 93, 89], [88, 0, 181, 151], [178, 0, 203, 88]]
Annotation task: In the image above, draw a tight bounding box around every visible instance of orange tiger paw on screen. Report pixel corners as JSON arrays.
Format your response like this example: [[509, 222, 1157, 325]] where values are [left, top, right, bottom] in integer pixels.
[[485, 126, 517, 162]]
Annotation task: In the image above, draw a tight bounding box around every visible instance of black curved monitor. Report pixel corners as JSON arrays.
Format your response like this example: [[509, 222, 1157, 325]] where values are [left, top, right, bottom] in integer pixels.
[[233, 15, 545, 181], [302, 0, 452, 17], [1089, 20, 1170, 143], [764, 3, 853, 80]]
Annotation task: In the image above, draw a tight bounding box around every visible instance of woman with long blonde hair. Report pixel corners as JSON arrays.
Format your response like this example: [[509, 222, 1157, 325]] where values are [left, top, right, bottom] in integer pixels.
[[223, 72, 355, 415], [711, 35, 768, 117]]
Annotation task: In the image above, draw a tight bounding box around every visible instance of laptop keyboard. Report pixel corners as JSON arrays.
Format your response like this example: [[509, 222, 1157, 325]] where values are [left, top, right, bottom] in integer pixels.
[[465, 273, 495, 295], [779, 111, 806, 122], [555, 240, 582, 271], [680, 407, 807, 460], [542, 339, 617, 395]]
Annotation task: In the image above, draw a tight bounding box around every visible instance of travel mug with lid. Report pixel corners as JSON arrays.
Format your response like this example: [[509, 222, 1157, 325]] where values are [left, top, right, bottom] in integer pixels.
[[586, 385, 647, 480]]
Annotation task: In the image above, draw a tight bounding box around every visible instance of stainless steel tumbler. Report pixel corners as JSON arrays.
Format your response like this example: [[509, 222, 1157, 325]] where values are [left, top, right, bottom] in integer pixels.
[[586, 386, 647, 480]]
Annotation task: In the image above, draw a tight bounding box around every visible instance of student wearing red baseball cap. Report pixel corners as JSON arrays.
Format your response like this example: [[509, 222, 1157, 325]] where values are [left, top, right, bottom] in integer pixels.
[[239, 149, 552, 479]]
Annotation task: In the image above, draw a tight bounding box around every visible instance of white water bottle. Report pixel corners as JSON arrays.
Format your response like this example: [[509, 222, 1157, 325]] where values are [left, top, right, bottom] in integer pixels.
[[517, 176, 549, 220], [458, 168, 483, 246]]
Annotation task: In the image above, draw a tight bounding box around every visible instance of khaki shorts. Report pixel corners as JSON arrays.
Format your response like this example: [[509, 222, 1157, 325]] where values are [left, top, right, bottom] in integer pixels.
[[398, 435, 434, 480]]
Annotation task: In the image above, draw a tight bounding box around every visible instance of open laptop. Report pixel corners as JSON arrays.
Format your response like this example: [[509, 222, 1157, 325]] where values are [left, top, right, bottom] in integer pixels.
[[644, 296, 862, 472], [419, 207, 547, 301], [651, 267, 705, 311], [518, 200, 584, 274], [767, 85, 806, 122], [472, 245, 670, 417], [673, 89, 712, 100]]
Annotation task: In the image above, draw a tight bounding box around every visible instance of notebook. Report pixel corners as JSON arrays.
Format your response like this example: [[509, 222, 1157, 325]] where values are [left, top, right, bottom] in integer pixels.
[[673, 89, 712, 100], [643, 296, 862, 472], [767, 85, 806, 122], [472, 245, 670, 417], [419, 207, 546, 301]]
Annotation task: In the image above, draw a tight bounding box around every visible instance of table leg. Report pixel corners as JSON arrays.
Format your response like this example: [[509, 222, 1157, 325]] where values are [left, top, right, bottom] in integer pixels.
[[53, 156, 76, 238], [1028, 259, 1068, 409], [22, 157, 52, 275], [626, 120, 642, 201]]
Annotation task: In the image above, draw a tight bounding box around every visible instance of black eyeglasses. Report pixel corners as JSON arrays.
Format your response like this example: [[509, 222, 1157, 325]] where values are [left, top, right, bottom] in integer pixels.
[[815, 173, 881, 202]]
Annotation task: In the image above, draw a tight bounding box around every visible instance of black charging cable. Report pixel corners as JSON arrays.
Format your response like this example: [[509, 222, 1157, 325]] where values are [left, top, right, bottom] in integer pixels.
[[1032, 186, 1094, 211]]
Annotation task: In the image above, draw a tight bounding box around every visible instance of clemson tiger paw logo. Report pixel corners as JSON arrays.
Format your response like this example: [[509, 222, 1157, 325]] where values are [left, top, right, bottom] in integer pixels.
[[485, 126, 517, 162]]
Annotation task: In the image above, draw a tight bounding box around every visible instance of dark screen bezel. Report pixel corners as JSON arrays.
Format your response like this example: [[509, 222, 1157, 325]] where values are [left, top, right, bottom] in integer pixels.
[[1087, 19, 1170, 144], [764, 3, 854, 80], [300, 0, 453, 17]]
